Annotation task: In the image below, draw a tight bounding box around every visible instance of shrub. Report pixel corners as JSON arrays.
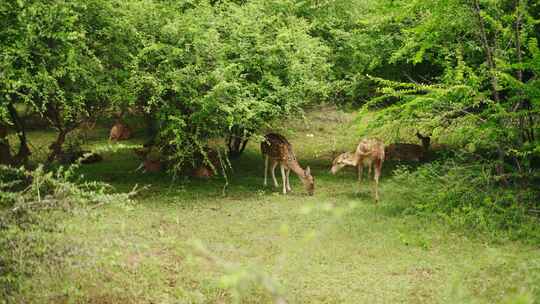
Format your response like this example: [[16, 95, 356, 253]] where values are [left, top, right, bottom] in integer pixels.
[[0, 165, 133, 301], [388, 159, 540, 243]]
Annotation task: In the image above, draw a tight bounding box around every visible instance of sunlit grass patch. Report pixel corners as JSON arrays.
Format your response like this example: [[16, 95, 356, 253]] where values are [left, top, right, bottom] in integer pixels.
[[11, 107, 540, 303]]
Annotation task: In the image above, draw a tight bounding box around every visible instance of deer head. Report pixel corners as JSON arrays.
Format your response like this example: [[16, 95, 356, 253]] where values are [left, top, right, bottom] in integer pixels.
[[330, 152, 357, 174], [302, 166, 315, 196], [416, 132, 431, 151]]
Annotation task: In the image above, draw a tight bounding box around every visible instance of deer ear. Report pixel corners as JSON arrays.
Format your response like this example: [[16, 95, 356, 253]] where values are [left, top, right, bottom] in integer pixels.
[[305, 166, 311, 176]]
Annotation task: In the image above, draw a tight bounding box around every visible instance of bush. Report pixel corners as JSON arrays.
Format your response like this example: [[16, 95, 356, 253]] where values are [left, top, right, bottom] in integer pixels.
[[0, 165, 133, 301], [126, 0, 330, 168], [388, 159, 540, 243]]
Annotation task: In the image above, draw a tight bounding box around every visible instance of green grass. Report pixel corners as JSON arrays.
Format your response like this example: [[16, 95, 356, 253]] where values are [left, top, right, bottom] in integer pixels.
[[16, 107, 540, 303]]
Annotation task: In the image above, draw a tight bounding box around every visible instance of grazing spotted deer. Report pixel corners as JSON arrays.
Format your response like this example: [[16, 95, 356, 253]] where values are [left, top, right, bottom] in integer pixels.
[[385, 132, 431, 161], [331, 138, 385, 202], [261, 133, 314, 195]]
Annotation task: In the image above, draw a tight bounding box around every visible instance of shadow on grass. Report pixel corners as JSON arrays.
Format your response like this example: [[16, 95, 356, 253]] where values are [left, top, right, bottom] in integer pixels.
[[73, 135, 429, 214]]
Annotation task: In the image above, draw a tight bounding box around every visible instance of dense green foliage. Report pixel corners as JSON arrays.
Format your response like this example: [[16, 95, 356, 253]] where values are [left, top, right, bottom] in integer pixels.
[[0, 0, 131, 163], [2, 0, 538, 169], [1, 0, 330, 166], [363, 0, 540, 151], [350, 0, 540, 239], [1, 0, 540, 301], [125, 0, 330, 163]]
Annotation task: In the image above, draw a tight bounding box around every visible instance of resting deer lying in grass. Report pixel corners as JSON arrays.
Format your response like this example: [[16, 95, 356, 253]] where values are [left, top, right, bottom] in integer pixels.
[[385, 132, 431, 161], [331, 138, 385, 202], [261, 133, 314, 195], [109, 120, 132, 141]]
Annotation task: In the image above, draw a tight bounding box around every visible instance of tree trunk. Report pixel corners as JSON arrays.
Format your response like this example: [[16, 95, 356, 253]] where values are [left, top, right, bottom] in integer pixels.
[[47, 129, 69, 163], [227, 127, 250, 159], [145, 111, 159, 145], [0, 124, 11, 165], [7, 103, 31, 166], [472, 0, 500, 103], [472, 1, 509, 185], [512, 0, 535, 144]]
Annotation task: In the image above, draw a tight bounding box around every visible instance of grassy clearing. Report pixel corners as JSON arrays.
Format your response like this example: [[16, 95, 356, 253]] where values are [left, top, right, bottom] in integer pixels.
[[15, 107, 540, 303]]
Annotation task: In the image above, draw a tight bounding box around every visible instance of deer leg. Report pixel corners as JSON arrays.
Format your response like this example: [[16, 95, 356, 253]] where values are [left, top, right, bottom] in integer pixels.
[[280, 164, 287, 194], [357, 164, 363, 183], [271, 162, 279, 188], [264, 155, 269, 186], [286, 168, 291, 192], [373, 159, 382, 202]]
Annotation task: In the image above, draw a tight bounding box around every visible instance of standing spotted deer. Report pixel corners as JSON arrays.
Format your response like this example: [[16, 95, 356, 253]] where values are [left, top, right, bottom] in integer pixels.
[[261, 133, 314, 195], [331, 138, 385, 202]]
